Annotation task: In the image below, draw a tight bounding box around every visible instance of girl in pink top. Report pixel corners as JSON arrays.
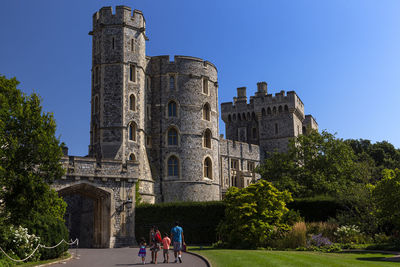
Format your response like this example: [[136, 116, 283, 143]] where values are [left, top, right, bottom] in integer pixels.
[[162, 233, 171, 263]]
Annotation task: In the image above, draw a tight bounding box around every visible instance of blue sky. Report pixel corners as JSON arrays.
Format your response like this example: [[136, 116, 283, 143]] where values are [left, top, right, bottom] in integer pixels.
[[1, 0, 399, 156]]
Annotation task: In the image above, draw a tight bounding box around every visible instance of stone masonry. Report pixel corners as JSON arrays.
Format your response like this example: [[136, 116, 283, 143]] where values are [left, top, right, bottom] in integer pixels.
[[51, 6, 317, 248]]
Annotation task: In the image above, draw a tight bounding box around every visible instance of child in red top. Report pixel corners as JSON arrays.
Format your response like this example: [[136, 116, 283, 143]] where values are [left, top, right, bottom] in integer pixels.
[[162, 233, 171, 263]]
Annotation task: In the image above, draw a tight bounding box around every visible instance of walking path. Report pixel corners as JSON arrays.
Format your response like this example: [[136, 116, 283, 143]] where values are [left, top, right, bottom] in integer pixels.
[[50, 247, 208, 267]]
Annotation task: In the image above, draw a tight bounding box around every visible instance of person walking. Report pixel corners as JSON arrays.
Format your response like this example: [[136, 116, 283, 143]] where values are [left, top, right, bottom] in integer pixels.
[[171, 221, 185, 263], [149, 226, 162, 264], [162, 233, 171, 263], [138, 237, 147, 265]]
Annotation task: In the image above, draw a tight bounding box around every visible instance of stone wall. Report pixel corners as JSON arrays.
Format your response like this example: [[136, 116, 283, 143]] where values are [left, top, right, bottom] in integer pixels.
[[219, 138, 260, 193]]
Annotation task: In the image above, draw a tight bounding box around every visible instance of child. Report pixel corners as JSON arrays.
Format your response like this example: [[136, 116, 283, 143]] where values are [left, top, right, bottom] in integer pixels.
[[162, 233, 171, 263], [138, 238, 147, 265]]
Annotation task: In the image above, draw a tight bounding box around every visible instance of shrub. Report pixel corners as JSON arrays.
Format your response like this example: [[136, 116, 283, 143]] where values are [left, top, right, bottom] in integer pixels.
[[6, 225, 41, 262], [272, 222, 307, 249], [334, 225, 361, 244], [307, 234, 333, 247], [217, 180, 293, 248], [374, 233, 390, 244], [25, 215, 69, 260], [306, 221, 338, 241]]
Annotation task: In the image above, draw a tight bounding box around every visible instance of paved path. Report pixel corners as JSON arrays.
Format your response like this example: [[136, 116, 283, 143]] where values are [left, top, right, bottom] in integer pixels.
[[51, 248, 208, 267]]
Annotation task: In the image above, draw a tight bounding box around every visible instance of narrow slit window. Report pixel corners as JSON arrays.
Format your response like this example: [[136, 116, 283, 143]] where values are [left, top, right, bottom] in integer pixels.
[[169, 75, 175, 90], [130, 65, 136, 82], [203, 78, 208, 94]]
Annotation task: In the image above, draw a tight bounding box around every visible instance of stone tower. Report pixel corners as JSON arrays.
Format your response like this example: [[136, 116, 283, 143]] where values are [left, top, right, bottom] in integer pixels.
[[146, 56, 221, 202], [221, 82, 318, 160], [88, 6, 153, 198]]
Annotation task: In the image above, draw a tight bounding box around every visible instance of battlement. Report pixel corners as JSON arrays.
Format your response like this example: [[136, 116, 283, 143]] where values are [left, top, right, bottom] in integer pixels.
[[92, 6, 145, 30], [150, 55, 217, 71]]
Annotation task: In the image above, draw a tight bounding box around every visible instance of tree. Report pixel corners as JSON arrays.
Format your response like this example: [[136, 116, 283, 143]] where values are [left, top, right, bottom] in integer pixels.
[[217, 180, 293, 248], [257, 130, 370, 198], [346, 139, 400, 182], [372, 168, 400, 232], [0, 75, 68, 259]]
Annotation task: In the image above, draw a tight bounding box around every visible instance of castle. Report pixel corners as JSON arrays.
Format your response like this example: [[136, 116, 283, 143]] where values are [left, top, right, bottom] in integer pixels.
[[51, 6, 317, 248]]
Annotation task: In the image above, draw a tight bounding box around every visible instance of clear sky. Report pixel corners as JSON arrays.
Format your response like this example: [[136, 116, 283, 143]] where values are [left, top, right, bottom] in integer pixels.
[[1, 0, 399, 156]]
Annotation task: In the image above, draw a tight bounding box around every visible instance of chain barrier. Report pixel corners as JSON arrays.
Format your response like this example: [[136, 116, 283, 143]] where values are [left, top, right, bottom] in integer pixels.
[[0, 238, 79, 263]]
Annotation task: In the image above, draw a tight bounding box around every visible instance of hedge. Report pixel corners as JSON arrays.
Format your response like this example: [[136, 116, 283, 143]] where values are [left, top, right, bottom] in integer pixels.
[[288, 197, 344, 222], [135, 198, 344, 244], [135, 201, 225, 244]]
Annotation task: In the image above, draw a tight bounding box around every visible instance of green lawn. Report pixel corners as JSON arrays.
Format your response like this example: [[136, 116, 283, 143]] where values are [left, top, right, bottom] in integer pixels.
[[192, 248, 399, 267]]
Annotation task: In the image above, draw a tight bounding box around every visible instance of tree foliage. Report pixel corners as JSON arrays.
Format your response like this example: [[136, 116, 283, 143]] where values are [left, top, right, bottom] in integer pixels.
[[257, 130, 370, 198], [346, 139, 400, 182], [0, 75, 68, 259], [372, 168, 400, 232], [217, 180, 293, 248]]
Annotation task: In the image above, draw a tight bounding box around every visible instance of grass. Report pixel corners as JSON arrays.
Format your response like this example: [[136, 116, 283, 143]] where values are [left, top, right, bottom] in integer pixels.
[[190, 247, 399, 267]]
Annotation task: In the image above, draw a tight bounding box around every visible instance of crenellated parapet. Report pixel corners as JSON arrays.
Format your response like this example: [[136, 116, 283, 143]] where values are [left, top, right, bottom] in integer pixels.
[[221, 82, 305, 123], [91, 6, 146, 33]]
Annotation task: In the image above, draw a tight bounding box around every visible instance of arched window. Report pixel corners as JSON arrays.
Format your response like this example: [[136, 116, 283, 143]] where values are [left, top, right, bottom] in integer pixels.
[[273, 106, 277, 114], [279, 106, 283, 113], [228, 114, 232, 122], [242, 113, 246, 121], [129, 153, 136, 161], [204, 157, 212, 179], [204, 129, 212, 148], [238, 113, 241, 121], [129, 94, 136, 111], [203, 77, 208, 95], [275, 123, 279, 135], [302, 126, 307, 135], [129, 122, 137, 141], [168, 128, 178, 146], [233, 114, 236, 121], [262, 108, 266, 116], [267, 107, 271, 115], [168, 101, 177, 117], [252, 128, 257, 139], [167, 156, 179, 177], [203, 103, 210, 121], [169, 75, 175, 90], [252, 112, 256, 120], [247, 112, 251, 120], [284, 105, 289, 112]]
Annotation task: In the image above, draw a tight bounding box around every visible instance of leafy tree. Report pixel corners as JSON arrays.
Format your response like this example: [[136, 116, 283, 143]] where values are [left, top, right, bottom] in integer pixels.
[[257, 130, 370, 198], [217, 180, 293, 248], [346, 139, 400, 182], [372, 168, 400, 232], [0, 75, 68, 258]]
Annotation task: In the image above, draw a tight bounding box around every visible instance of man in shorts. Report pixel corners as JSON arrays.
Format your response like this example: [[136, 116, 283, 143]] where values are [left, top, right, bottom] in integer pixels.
[[171, 221, 184, 263]]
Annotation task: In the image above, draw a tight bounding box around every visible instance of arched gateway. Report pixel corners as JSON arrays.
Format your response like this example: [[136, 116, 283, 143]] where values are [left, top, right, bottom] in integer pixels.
[[58, 183, 111, 248]]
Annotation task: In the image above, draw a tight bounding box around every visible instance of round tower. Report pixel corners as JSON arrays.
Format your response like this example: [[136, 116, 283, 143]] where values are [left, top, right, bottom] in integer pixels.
[[147, 55, 220, 202], [89, 6, 154, 201]]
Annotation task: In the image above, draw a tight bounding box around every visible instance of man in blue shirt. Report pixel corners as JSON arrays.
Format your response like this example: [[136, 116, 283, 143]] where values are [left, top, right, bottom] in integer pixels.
[[171, 221, 184, 263]]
